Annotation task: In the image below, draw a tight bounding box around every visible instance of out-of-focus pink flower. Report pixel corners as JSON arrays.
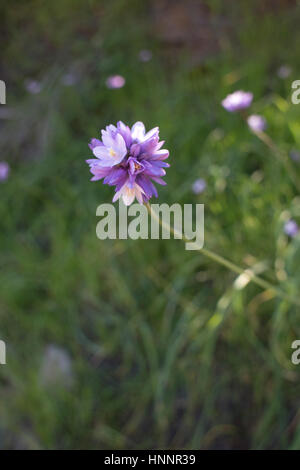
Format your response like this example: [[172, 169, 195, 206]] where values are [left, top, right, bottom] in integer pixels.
[[106, 75, 126, 89], [138, 50, 152, 62], [192, 178, 206, 194], [0, 162, 10, 181], [277, 65, 292, 79], [247, 114, 267, 132], [25, 79, 42, 94], [222, 90, 253, 112]]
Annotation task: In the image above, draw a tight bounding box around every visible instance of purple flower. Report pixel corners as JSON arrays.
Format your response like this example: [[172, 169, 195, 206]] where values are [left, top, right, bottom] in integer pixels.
[[192, 178, 206, 194], [106, 75, 125, 89], [86, 121, 169, 205], [247, 114, 267, 132], [138, 50, 152, 62], [24, 79, 42, 94], [222, 90, 253, 112], [290, 149, 300, 162], [0, 162, 10, 181], [284, 219, 299, 238]]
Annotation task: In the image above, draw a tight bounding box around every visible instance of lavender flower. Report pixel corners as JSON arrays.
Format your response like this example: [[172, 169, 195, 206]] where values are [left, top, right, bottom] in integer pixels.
[[222, 90, 253, 112], [86, 121, 169, 205], [192, 178, 206, 194], [290, 149, 300, 162], [106, 75, 125, 89], [24, 79, 42, 94], [247, 114, 267, 132], [284, 219, 299, 238], [0, 162, 10, 181]]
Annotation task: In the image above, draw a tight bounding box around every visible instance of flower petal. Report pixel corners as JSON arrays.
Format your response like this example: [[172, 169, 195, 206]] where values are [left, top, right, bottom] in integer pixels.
[[93, 146, 109, 159], [131, 121, 146, 141], [103, 167, 127, 186]]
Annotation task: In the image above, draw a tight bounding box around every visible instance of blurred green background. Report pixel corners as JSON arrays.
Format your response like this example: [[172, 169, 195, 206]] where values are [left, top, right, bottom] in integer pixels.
[[1, 0, 300, 450]]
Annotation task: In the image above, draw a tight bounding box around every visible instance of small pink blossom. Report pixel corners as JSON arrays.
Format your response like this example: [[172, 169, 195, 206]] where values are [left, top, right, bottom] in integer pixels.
[[247, 114, 267, 132], [106, 75, 126, 89], [222, 90, 253, 112]]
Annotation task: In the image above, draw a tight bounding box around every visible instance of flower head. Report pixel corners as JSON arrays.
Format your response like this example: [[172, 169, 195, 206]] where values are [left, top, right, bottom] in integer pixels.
[[24, 79, 42, 94], [222, 90, 253, 112], [0, 162, 10, 182], [247, 114, 267, 132], [86, 121, 169, 205], [284, 219, 299, 238], [106, 75, 125, 89], [290, 149, 300, 162], [192, 178, 206, 194]]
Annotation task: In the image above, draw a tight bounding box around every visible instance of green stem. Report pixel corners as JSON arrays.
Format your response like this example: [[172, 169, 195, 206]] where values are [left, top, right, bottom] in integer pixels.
[[253, 129, 299, 189], [146, 203, 300, 307], [240, 111, 299, 189]]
